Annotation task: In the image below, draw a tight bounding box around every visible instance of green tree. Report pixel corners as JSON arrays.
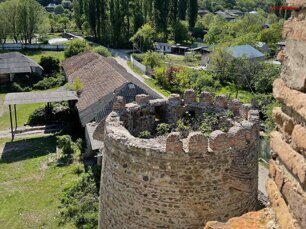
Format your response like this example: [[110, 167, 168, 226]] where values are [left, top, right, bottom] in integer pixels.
[[173, 20, 189, 43], [153, 0, 170, 40], [17, 0, 48, 43], [258, 23, 283, 44], [143, 51, 163, 69], [178, 0, 187, 20], [39, 56, 60, 75], [254, 63, 280, 93], [54, 5, 65, 14], [130, 23, 156, 51], [64, 39, 91, 58], [187, 0, 198, 30]]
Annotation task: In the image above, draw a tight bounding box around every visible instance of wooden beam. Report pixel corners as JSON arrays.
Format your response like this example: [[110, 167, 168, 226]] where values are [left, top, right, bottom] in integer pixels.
[[14, 104, 17, 130], [9, 105, 14, 141]]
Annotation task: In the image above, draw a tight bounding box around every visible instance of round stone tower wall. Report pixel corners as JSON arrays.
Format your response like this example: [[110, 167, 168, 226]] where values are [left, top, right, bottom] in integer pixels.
[[99, 91, 260, 228]]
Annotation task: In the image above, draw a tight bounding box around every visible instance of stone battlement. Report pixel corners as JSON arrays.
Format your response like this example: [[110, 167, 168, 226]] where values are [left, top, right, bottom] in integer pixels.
[[99, 90, 260, 228], [105, 111, 258, 157]]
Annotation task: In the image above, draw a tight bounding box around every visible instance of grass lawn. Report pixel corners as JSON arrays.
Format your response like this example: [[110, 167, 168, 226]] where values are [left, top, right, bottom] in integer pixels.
[[0, 102, 44, 131], [0, 135, 79, 228], [215, 86, 254, 103], [164, 54, 201, 67], [144, 77, 171, 97], [24, 51, 65, 63]]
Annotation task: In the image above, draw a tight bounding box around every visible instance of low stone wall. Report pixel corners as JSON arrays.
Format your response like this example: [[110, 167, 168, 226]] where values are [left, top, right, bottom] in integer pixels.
[[99, 91, 260, 228]]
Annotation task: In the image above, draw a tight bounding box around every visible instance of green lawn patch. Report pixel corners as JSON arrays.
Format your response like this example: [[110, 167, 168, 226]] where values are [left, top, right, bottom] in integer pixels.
[[0, 136, 79, 228], [144, 78, 171, 97], [127, 61, 145, 76], [24, 51, 65, 63], [0, 102, 44, 131], [215, 86, 254, 104]]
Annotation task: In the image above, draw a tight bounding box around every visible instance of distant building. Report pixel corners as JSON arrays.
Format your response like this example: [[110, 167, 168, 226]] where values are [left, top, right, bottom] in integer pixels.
[[0, 52, 43, 85], [45, 3, 57, 12], [215, 10, 236, 21], [155, 43, 172, 53], [198, 9, 211, 17], [226, 45, 265, 60], [224, 9, 244, 17], [256, 42, 271, 55], [171, 44, 190, 55]]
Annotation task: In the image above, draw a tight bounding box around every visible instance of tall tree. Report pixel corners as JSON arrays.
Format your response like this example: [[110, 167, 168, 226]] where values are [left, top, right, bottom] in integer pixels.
[[169, 0, 178, 25], [187, 0, 198, 30], [153, 0, 170, 40], [178, 0, 187, 20], [87, 0, 97, 38], [73, 0, 84, 30], [17, 0, 47, 43]]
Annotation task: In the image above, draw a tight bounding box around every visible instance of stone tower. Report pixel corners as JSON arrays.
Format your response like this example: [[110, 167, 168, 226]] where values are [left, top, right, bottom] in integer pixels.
[[98, 91, 260, 228]]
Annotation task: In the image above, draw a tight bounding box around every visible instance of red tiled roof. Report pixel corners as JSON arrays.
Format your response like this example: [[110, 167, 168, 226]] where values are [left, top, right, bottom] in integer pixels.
[[62, 52, 128, 112]]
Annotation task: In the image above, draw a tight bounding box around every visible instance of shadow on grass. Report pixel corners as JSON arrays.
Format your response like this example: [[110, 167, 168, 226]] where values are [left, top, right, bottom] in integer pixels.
[[0, 136, 56, 164]]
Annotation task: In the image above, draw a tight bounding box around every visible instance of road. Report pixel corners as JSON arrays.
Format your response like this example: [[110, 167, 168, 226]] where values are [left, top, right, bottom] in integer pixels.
[[110, 49, 146, 82], [110, 49, 166, 99]]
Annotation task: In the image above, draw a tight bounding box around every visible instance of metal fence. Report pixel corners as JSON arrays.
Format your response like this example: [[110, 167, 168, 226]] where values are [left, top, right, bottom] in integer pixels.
[[130, 55, 152, 76], [0, 43, 65, 51]]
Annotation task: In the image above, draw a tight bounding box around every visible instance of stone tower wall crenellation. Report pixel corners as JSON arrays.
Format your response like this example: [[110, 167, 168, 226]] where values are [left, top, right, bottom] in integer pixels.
[[99, 90, 260, 228]]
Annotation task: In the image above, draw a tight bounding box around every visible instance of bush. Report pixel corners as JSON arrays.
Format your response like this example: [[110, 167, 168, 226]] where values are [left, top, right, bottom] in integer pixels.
[[11, 82, 31, 92], [39, 56, 60, 75], [65, 39, 91, 58], [33, 74, 66, 90], [27, 107, 47, 125], [57, 135, 75, 155], [184, 52, 201, 63], [156, 123, 170, 136], [93, 46, 111, 57], [59, 170, 99, 228], [56, 135, 81, 165], [68, 77, 84, 94], [132, 53, 145, 62], [143, 51, 163, 69], [27, 102, 72, 126], [138, 131, 151, 139], [176, 119, 191, 136], [54, 5, 65, 14]]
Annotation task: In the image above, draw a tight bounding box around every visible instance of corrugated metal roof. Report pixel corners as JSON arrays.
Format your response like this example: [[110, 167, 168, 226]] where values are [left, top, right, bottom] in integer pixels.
[[226, 45, 265, 59], [4, 91, 78, 105], [0, 52, 43, 74]]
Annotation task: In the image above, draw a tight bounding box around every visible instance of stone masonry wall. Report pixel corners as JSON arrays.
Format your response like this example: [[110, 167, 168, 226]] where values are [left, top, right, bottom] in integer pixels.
[[98, 91, 260, 228], [267, 1, 306, 228]]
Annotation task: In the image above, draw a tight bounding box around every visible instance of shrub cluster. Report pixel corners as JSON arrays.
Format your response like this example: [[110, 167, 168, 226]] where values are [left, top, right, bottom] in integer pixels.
[[64, 39, 91, 58], [59, 170, 99, 228], [56, 135, 81, 165], [33, 74, 66, 90], [27, 102, 72, 126], [93, 46, 112, 57], [134, 108, 234, 139], [39, 56, 60, 75]]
